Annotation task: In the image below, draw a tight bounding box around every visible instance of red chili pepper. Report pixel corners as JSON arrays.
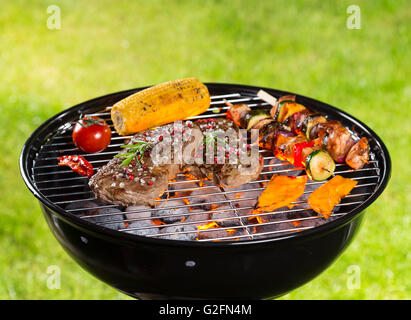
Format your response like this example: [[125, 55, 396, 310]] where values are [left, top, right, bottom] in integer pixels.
[[292, 141, 314, 168], [57, 155, 94, 178]]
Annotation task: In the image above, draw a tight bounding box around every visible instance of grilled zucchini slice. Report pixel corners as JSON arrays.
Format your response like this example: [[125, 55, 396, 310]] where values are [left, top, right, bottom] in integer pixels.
[[304, 115, 327, 140], [305, 150, 335, 181], [244, 109, 271, 130]]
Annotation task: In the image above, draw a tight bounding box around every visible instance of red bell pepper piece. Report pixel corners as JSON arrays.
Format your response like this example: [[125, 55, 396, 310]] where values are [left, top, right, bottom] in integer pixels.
[[57, 155, 94, 178], [292, 141, 314, 168]]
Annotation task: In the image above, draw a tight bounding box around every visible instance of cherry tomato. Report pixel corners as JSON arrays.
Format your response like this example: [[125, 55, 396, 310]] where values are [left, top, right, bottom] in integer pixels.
[[72, 116, 111, 153]]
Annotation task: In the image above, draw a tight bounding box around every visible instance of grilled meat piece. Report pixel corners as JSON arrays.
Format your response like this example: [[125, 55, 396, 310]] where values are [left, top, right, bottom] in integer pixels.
[[226, 103, 251, 127], [191, 118, 263, 188], [90, 118, 263, 207], [315, 120, 355, 162], [89, 122, 202, 206], [252, 118, 273, 130], [89, 153, 179, 207], [213, 161, 263, 188], [346, 137, 370, 169], [290, 109, 311, 134], [258, 121, 290, 151]]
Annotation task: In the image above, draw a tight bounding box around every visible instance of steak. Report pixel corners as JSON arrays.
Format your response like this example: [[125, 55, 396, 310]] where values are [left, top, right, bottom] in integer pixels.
[[89, 118, 263, 207], [89, 121, 201, 206], [188, 118, 264, 188]]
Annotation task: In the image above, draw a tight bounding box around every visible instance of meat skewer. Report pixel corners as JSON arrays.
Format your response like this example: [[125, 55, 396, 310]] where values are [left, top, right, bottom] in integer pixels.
[[257, 90, 370, 169], [226, 91, 369, 180], [226, 100, 335, 181]]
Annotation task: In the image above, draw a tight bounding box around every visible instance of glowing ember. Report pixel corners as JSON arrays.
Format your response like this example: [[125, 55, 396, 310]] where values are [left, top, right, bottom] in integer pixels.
[[197, 221, 219, 230], [225, 229, 236, 235], [234, 192, 243, 199], [152, 219, 166, 226]]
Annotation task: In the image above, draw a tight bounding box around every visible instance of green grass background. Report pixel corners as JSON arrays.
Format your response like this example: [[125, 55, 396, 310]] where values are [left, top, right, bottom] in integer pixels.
[[0, 0, 409, 299]]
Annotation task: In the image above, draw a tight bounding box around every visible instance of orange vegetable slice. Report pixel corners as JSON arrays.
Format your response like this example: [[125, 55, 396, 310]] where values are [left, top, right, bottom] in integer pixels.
[[277, 102, 307, 123], [257, 175, 308, 212], [307, 175, 358, 219]]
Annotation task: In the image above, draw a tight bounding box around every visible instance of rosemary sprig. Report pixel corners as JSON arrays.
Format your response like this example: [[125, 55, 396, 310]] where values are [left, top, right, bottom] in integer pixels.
[[203, 132, 226, 147], [114, 141, 151, 166]]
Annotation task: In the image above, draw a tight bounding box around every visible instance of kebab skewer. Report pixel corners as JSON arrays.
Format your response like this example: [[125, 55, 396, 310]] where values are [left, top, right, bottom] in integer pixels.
[[226, 92, 369, 181], [226, 101, 334, 181], [257, 90, 370, 170]]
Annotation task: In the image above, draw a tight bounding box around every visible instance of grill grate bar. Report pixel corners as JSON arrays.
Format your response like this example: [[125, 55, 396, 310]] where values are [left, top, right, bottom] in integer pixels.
[[42, 94, 258, 142], [119, 207, 346, 232], [120, 206, 246, 224], [38, 150, 122, 162], [69, 190, 371, 217], [85, 93, 245, 117], [118, 211, 349, 241], [47, 159, 375, 200], [54, 175, 374, 204], [37, 143, 125, 155], [34, 159, 377, 172], [95, 194, 370, 228], [34, 159, 379, 184], [196, 225, 316, 242], [36, 165, 307, 178], [38, 184, 87, 191], [34, 159, 112, 170], [220, 185, 254, 240], [40, 135, 133, 149], [83, 96, 264, 119], [36, 174, 379, 192]]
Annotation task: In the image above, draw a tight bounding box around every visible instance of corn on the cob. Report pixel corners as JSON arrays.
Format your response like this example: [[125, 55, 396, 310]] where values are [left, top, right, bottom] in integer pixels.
[[111, 78, 210, 135]]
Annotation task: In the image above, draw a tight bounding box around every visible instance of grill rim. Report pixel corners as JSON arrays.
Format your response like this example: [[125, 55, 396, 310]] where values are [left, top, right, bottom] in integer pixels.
[[19, 82, 391, 248]]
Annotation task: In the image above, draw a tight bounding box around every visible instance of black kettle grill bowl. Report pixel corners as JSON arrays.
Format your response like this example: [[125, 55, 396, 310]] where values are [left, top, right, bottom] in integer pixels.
[[20, 83, 391, 299]]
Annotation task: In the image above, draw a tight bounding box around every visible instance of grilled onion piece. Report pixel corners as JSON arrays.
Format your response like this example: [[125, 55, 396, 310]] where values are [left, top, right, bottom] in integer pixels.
[[303, 115, 327, 140], [245, 109, 271, 130]]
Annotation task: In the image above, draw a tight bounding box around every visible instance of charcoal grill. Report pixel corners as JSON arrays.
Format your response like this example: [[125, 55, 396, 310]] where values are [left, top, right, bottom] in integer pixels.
[[20, 83, 390, 299]]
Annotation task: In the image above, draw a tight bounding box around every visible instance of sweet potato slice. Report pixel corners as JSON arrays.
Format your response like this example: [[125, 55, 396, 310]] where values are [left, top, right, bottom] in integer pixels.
[[307, 175, 358, 219], [257, 175, 308, 212]]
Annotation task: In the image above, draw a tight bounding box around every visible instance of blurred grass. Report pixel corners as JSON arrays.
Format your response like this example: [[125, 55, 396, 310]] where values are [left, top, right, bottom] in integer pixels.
[[0, 0, 410, 299]]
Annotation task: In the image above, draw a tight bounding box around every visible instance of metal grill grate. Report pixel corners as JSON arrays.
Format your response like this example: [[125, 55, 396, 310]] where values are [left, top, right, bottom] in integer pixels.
[[31, 91, 381, 242]]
